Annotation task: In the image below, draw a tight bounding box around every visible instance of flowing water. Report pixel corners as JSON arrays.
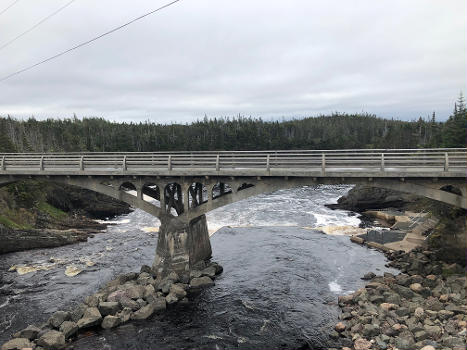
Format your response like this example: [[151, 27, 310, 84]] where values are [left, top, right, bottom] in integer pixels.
[[0, 185, 398, 349]]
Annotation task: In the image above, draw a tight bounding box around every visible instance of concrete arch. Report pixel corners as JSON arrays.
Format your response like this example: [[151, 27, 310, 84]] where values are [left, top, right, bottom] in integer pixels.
[[211, 181, 233, 200], [141, 182, 161, 207]]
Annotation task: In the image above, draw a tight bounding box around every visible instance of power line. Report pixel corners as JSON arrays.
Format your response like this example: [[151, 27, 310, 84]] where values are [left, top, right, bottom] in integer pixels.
[[0, 0, 77, 52], [0, 0, 20, 17], [0, 0, 181, 83]]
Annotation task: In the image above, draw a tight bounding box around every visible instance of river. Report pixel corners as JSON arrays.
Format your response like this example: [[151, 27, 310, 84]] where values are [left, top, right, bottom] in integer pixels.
[[0, 185, 398, 349]]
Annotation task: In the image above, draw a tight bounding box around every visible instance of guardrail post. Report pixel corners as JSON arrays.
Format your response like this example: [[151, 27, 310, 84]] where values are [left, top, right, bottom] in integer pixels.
[[168, 155, 172, 171], [380, 153, 385, 172], [123, 156, 127, 171], [444, 152, 449, 171], [216, 154, 220, 171], [266, 154, 270, 172], [1, 156, 5, 171], [40, 156, 44, 171], [79, 156, 84, 171], [321, 154, 326, 175]]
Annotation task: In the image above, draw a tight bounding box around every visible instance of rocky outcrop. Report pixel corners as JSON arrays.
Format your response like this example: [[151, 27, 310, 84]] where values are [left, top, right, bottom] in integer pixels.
[[327, 185, 418, 212], [0, 225, 91, 254], [45, 184, 131, 219]]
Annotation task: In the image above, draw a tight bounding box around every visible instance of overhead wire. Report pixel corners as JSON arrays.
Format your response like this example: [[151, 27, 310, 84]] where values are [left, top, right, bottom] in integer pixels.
[[0, 0, 77, 52], [0, 0, 20, 17], [0, 0, 181, 83]]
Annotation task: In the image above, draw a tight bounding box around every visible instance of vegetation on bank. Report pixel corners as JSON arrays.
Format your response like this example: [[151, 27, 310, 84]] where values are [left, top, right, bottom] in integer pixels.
[[0, 94, 466, 153]]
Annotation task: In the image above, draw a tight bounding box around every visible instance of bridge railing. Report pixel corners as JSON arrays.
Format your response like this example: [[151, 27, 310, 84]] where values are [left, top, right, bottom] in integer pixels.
[[1, 148, 466, 174]]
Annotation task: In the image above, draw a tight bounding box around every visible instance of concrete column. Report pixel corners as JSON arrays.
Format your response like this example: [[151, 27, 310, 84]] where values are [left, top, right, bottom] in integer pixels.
[[152, 214, 212, 277]]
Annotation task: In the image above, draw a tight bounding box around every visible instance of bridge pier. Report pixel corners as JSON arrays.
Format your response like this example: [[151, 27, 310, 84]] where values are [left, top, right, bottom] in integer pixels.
[[152, 214, 212, 277]]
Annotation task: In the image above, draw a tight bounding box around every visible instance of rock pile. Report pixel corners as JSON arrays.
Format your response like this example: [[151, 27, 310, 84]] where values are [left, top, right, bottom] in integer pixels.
[[1, 260, 223, 350], [332, 248, 466, 350]]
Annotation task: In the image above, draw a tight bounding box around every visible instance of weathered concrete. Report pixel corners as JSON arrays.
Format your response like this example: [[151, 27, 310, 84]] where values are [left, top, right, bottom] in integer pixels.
[[152, 214, 212, 277]]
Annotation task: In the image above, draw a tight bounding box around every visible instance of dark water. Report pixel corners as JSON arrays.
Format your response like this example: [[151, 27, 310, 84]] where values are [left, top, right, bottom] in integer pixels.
[[0, 186, 398, 349]]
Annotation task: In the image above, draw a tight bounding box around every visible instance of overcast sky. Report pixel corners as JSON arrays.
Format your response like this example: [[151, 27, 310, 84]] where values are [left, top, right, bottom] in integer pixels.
[[0, 0, 465, 122]]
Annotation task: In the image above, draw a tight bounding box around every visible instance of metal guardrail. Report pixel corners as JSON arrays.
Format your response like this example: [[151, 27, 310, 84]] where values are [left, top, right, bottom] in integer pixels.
[[0, 148, 466, 176]]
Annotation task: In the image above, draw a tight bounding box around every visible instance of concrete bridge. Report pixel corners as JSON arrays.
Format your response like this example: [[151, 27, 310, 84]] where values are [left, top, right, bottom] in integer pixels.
[[1, 148, 466, 276]]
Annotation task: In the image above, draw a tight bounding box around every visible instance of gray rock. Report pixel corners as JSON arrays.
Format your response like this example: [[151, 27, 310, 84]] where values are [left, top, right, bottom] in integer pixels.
[[136, 298, 147, 308], [414, 330, 429, 341], [13, 325, 41, 340], [1, 338, 35, 350], [123, 284, 145, 300], [166, 271, 180, 283], [395, 307, 410, 317], [190, 270, 203, 279], [59, 321, 78, 339], [84, 294, 100, 307], [37, 330, 66, 350], [425, 297, 444, 311], [394, 334, 415, 350], [77, 307, 102, 329], [165, 292, 179, 305], [101, 315, 121, 329], [170, 284, 187, 299], [98, 301, 121, 316], [69, 303, 86, 322], [106, 289, 127, 302], [143, 285, 156, 299], [362, 272, 376, 280], [131, 303, 157, 320], [362, 324, 379, 337], [392, 285, 416, 299], [116, 307, 132, 323], [119, 296, 139, 311], [48, 311, 71, 328], [140, 265, 152, 275], [190, 276, 214, 288], [438, 309, 455, 320], [201, 266, 216, 278], [424, 325, 442, 339], [137, 272, 154, 286]]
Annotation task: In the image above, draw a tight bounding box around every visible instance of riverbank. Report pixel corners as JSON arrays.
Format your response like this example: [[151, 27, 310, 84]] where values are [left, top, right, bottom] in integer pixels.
[[329, 185, 467, 350], [0, 180, 131, 253], [333, 247, 466, 350]]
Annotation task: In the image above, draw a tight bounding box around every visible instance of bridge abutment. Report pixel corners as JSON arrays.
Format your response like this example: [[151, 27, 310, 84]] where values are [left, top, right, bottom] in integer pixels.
[[152, 214, 212, 277]]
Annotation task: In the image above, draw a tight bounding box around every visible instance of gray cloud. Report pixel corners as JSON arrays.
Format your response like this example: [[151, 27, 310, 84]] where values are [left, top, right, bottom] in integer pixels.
[[0, 0, 465, 122]]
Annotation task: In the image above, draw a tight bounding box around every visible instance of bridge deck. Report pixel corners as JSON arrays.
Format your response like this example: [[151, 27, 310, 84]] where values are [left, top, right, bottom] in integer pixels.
[[1, 148, 466, 178]]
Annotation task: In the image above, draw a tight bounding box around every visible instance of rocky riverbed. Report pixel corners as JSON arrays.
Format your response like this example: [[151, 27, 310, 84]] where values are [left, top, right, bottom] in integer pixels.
[[1, 260, 223, 350], [333, 247, 467, 350]]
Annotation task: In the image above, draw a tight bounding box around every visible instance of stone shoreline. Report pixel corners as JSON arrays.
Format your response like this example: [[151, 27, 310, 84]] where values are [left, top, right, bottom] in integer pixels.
[[331, 246, 467, 350], [1, 260, 223, 350]]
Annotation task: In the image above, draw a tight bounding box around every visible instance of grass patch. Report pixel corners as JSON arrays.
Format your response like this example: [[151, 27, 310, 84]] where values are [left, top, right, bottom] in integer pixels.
[[37, 202, 68, 220], [0, 215, 23, 229]]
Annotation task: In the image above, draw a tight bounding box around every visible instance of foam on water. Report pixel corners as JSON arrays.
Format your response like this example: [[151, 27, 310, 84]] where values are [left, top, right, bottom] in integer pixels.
[[328, 281, 343, 293]]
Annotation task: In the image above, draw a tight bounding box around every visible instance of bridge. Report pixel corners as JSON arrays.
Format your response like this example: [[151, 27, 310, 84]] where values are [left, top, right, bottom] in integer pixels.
[[1, 148, 466, 276]]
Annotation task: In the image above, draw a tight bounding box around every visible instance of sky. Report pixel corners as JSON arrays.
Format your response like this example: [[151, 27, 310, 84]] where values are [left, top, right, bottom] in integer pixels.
[[0, 0, 465, 122]]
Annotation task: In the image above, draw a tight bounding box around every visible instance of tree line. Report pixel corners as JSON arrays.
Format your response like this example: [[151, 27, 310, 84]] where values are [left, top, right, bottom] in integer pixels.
[[0, 95, 466, 153]]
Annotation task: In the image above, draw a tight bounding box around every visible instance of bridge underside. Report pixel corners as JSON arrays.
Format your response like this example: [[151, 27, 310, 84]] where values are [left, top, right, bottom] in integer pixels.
[[1, 175, 466, 276]]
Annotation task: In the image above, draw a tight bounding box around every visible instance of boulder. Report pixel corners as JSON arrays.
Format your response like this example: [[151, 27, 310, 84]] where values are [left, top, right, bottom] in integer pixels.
[[13, 325, 41, 340], [131, 303, 157, 320], [119, 296, 139, 311], [334, 322, 346, 332], [165, 293, 179, 305], [77, 307, 102, 329], [101, 315, 121, 329], [409, 283, 423, 293], [136, 272, 154, 286], [59, 321, 78, 339], [69, 303, 86, 322], [362, 272, 376, 280], [143, 285, 156, 299], [107, 289, 127, 302], [380, 303, 397, 312], [1, 338, 35, 350], [37, 330, 66, 350], [201, 266, 216, 278], [353, 338, 372, 350], [414, 307, 425, 319], [123, 284, 145, 300], [98, 301, 121, 316], [362, 324, 379, 337], [116, 307, 132, 324], [166, 271, 180, 283], [394, 334, 415, 350], [48, 311, 71, 328], [190, 270, 203, 279], [139, 265, 153, 275], [424, 325, 442, 339], [190, 276, 214, 288], [170, 284, 187, 299]]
